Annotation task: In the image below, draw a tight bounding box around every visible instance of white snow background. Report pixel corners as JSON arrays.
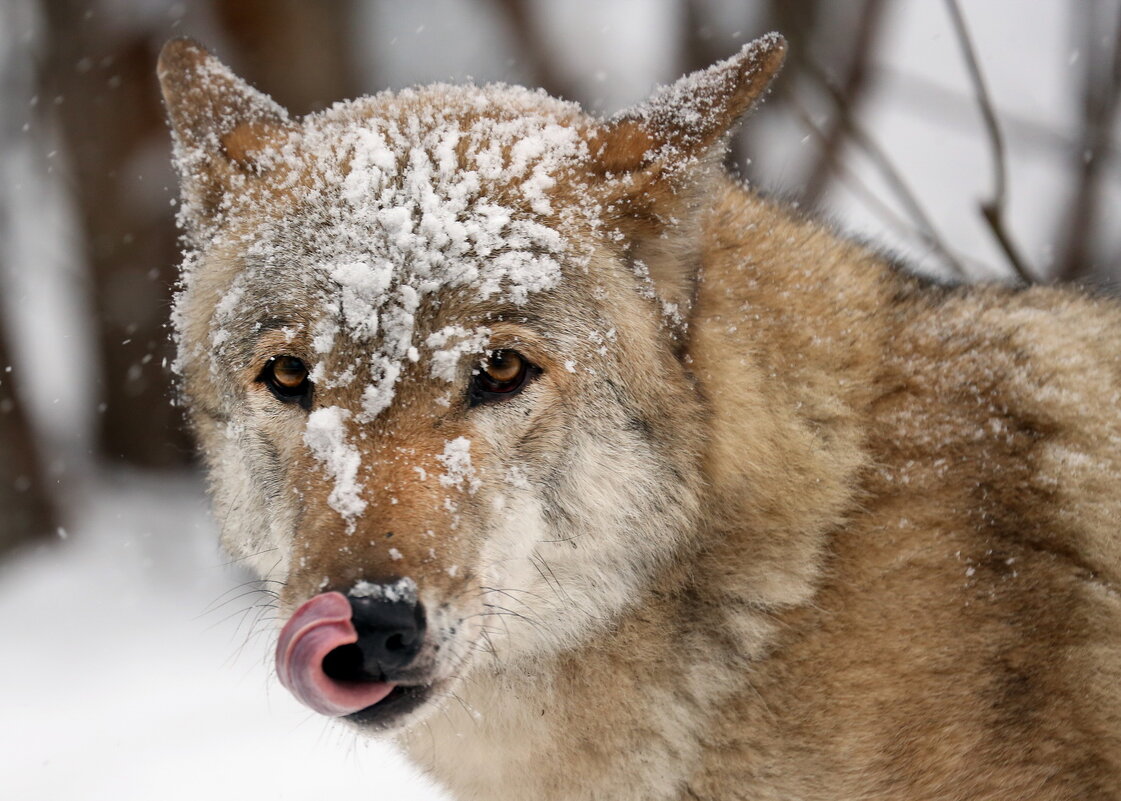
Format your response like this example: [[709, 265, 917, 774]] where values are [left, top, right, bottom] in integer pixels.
[[1, 1, 1116, 799]]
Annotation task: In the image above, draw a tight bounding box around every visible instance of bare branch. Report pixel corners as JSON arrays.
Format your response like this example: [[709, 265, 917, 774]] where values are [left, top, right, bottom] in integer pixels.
[[802, 61, 968, 278], [944, 0, 1036, 284], [870, 66, 1115, 164], [803, 0, 889, 204], [729, 0, 825, 184], [791, 97, 973, 278]]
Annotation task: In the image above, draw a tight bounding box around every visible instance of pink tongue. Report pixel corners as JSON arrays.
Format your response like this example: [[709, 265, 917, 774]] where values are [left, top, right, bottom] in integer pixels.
[[275, 591, 395, 717]]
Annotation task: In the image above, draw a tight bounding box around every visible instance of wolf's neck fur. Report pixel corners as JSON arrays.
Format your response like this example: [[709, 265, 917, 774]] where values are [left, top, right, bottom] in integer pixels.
[[688, 179, 895, 607]]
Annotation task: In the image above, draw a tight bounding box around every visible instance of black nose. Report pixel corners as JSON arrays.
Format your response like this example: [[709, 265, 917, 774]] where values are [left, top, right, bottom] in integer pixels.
[[321, 586, 426, 683]]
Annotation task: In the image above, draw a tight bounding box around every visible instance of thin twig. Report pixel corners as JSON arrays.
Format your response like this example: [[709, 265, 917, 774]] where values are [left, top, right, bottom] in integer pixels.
[[791, 98, 976, 276], [803, 0, 889, 203], [799, 66, 968, 278], [944, 0, 1035, 284], [870, 66, 1117, 163]]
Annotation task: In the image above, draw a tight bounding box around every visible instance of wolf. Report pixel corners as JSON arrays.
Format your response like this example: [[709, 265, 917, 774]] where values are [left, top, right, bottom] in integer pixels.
[[159, 32, 1121, 801]]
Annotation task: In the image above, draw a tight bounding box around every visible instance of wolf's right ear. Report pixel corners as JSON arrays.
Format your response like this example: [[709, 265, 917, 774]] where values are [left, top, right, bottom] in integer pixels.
[[158, 38, 296, 233], [592, 33, 786, 177], [584, 34, 785, 335]]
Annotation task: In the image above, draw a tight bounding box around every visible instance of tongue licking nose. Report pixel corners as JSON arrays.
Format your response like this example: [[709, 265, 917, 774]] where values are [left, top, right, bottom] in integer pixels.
[[275, 592, 396, 717]]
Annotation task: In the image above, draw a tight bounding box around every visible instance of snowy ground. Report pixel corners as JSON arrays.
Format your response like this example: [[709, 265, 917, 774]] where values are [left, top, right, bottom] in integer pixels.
[[0, 471, 450, 801]]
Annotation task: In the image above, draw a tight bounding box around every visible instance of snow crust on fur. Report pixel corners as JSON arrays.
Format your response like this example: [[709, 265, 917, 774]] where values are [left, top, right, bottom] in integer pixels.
[[350, 576, 418, 604], [425, 325, 492, 383], [293, 104, 582, 421], [437, 436, 480, 493], [303, 406, 366, 522]]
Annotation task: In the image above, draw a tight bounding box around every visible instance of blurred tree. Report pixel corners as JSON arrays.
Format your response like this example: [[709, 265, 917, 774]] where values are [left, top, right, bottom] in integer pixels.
[[1054, 1, 1121, 282], [795, 0, 888, 205], [0, 321, 55, 553], [211, 0, 363, 113], [38, 0, 190, 467], [488, 0, 581, 102], [33, 0, 363, 471]]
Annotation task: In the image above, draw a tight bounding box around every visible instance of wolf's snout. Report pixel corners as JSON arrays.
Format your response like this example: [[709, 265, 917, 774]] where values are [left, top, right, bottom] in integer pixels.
[[323, 593, 427, 679], [276, 588, 425, 717]]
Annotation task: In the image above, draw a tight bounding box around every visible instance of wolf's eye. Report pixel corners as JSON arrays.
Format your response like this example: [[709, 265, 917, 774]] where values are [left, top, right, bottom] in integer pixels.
[[258, 355, 312, 409], [470, 350, 536, 406]]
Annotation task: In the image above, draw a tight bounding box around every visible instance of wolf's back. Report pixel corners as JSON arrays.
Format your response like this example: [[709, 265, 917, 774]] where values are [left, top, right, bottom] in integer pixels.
[[687, 181, 1121, 798]]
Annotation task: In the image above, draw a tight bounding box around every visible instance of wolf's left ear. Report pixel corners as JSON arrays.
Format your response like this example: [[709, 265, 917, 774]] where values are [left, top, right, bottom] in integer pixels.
[[158, 38, 296, 234], [587, 34, 786, 331]]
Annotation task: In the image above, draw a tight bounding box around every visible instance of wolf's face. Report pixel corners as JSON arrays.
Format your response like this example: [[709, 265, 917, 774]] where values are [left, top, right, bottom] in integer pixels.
[[161, 36, 784, 730]]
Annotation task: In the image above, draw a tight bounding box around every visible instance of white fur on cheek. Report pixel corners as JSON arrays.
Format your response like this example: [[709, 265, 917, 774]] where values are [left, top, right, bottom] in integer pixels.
[[204, 417, 294, 582], [477, 485, 553, 656], [476, 425, 691, 661]]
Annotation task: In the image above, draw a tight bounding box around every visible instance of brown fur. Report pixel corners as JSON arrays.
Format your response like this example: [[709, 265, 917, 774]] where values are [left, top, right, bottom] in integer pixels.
[[160, 34, 1121, 801]]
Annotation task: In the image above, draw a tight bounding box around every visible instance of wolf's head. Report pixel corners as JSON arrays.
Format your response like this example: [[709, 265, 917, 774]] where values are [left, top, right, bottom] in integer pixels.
[[159, 35, 784, 730]]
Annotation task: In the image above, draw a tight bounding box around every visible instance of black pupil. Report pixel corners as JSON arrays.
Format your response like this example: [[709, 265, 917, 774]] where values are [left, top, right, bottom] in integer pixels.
[[470, 350, 532, 406]]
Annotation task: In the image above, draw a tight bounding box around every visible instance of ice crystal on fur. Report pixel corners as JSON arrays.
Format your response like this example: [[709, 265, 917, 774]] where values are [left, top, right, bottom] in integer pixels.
[[425, 326, 493, 382], [437, 436, 479, 493]]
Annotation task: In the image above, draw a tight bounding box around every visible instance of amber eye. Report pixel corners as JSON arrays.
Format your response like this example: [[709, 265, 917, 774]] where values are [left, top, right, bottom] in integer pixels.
[[470, 350, 536, 406], [258, 355, 312, 409]]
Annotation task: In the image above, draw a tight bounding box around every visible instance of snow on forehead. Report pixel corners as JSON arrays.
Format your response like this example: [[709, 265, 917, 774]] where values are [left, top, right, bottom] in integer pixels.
[[239, 83, 595, 422]]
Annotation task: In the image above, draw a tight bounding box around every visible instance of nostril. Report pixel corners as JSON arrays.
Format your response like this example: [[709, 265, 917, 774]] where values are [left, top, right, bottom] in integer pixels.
[[385, 633, 406, 653], [321, 643, 367, 683]]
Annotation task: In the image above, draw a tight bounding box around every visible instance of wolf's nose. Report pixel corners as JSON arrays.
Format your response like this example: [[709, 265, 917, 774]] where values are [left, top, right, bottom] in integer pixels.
[[321, 587, 426, 682]]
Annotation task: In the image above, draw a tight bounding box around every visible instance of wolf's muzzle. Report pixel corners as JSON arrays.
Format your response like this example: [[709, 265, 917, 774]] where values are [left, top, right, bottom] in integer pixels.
[[276, 586, 426, 717]]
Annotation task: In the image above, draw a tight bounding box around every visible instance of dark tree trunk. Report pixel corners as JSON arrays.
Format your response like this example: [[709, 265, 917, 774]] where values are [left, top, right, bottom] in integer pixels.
[[34, 0, 363, 469], [211, 0, 364, 112], [1054, 4, 1121, 283], [38, 0, 190, 467], [487, 0, 582, 102]]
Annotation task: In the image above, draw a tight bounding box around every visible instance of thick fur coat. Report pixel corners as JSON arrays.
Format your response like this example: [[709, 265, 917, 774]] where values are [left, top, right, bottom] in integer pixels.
[[160, 34, 1121, 800]]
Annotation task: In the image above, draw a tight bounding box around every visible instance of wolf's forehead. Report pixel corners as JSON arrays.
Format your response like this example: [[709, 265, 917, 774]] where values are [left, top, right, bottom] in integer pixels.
[[249, 84, 598, 294], [304, 83, 593, 203], [222, 86, 599, 421]]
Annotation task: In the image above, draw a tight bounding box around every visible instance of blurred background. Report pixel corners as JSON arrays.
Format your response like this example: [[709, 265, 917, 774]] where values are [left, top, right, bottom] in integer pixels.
[[1, 1, 1119, 798]]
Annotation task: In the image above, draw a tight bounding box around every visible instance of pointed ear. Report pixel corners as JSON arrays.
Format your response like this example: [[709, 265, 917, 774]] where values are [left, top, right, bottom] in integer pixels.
[[594, 33, 786, 175], [158, 38, 296, 232], [587, 34, 786, 336]]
